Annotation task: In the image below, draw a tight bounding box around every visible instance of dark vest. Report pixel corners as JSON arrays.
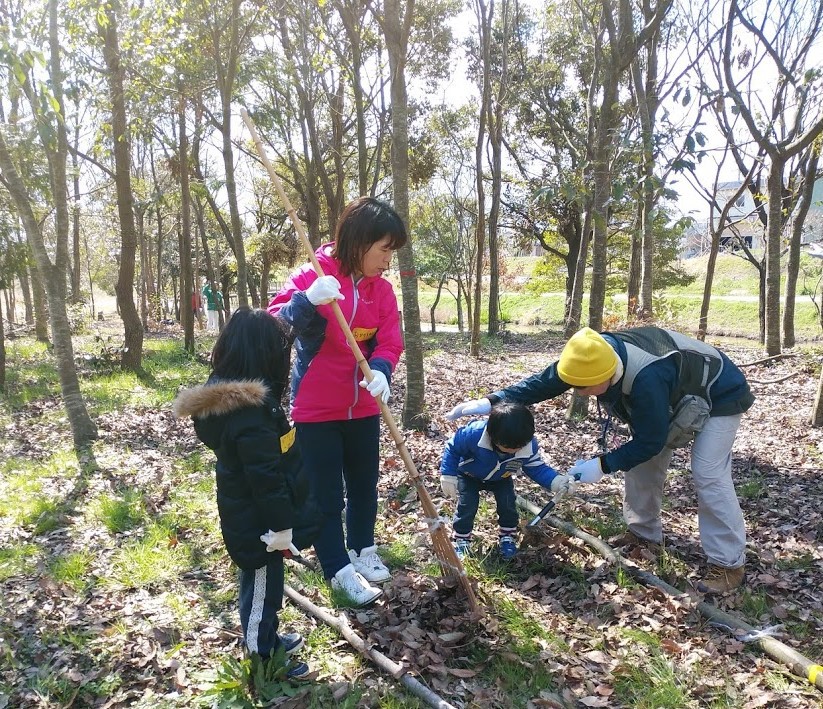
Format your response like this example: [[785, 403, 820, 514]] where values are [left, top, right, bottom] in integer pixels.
[[614, 327, 723, 407]]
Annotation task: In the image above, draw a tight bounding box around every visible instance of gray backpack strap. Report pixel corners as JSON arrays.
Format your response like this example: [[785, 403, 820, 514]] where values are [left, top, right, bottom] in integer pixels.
[[621, 342, 674, 397]]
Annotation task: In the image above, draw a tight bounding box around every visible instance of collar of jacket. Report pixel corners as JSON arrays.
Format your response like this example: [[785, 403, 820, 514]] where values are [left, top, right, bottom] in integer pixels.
[[477, 427, 532, 459], [173, 379, 269, 419]]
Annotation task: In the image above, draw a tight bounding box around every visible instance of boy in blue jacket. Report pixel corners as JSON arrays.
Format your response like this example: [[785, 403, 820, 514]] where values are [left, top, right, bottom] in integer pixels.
[[440, 402, 574, 560]]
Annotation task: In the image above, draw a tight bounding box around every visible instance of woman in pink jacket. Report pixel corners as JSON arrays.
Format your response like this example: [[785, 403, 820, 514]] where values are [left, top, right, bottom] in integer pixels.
[[269, 197, 406, 607]]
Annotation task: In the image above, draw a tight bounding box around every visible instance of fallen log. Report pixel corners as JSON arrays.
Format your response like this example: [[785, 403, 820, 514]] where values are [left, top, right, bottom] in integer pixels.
[[283, 584, 458, 709], [516, 495, 823, 694]]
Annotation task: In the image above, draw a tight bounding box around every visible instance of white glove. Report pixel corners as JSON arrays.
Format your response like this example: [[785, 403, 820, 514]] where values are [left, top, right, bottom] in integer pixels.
[[440, 475, 459, 500], [360, 370, 390, 403], [569, 458, 604, 484], [260, 528, 293, 552], [445, 398, 492, 421], [305, 275, 344, 306], [550, 474, 577, 496]]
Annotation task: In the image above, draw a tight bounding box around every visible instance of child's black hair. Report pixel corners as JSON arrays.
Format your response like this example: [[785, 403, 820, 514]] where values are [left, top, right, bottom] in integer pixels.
[[210, 307, 291, 399], [486, 402, 534, 449]]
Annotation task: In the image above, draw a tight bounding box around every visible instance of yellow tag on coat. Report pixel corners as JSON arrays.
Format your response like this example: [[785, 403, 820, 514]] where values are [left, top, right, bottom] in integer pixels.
[[280, 427, 296, 453], [352, 327, 377, 342]]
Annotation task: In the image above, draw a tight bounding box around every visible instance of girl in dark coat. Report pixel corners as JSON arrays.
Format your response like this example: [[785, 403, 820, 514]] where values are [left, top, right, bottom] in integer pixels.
[[174, 307, 313, 678]]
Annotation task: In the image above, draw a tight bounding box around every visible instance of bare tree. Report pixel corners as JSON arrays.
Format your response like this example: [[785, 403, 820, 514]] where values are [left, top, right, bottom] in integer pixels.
[[0, 0, 97, 448], [97, 0, 144, 370], [470, 0, 493, 356], [381, 0, 429, 429], [717, 0, 823, 354]]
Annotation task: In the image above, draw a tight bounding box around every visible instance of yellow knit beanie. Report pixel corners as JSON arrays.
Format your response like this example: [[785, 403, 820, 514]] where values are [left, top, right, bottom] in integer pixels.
[[557, 327, 618, 387]]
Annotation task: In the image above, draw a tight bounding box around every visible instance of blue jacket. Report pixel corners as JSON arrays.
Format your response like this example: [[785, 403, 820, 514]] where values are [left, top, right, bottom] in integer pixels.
[[488, 328, 754, 474], [440, 419, 559, 488]]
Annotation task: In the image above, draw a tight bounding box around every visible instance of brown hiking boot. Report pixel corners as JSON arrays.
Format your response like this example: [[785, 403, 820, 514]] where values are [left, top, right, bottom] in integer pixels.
[[609, 530, 663, 556], [696, 564, 745, 594]]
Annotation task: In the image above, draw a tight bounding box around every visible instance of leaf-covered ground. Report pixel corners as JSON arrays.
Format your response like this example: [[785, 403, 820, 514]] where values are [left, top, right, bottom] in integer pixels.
[[1, 329, 822, 708]]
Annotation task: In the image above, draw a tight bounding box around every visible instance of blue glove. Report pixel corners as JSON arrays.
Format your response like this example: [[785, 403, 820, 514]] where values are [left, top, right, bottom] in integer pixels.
[[570, 458, 604, 484], [360, 370, 390, 403], [446, 398, 492, 421]]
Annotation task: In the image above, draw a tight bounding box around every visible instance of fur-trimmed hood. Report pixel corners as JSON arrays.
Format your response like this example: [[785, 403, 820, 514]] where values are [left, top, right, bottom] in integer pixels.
[[173, 379, 269, 419]]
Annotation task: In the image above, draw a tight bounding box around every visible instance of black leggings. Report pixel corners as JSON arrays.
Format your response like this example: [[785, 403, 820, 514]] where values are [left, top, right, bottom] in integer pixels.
[[296, 416, 380, 578]]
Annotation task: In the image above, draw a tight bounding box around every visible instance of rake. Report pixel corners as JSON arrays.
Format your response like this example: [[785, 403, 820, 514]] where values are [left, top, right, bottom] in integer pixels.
[[240, 108, 480, 614]]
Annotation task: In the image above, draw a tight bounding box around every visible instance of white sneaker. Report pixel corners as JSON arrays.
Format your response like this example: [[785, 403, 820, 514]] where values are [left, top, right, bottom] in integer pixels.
[[348, 545, 391, 583], [331, 564, 383, 607]]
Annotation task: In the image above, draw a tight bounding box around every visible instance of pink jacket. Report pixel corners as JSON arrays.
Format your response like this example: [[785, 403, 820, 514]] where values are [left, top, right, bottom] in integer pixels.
[[268, 244, 404, 423]]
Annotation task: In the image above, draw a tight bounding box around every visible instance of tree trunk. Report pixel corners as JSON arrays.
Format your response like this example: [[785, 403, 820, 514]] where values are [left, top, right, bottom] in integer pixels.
[[98, 0, 144, 371], [813, 362, 823, 427], [337, 0, 369, 195], [471, 0, 492, 356], [486, 0, 509, 337], [0, 288, 5, 391], [588, 68, 620, 332], [384, 0, 428, 431], [178, 94, 195, 353], [19, 255, 35, 326], [70, 120, 82, 302], [783, 149, 819, 349], [627, 193, 642, 317], [217, 0, 249, 307], [764, 159, 785, 355], [0, 0, 96, 448], [632, 4, 660, 320]]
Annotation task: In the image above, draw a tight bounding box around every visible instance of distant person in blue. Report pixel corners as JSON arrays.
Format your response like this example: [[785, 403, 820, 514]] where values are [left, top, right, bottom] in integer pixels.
[[447, 327, 755, 593], [440, 402, 574, 560]]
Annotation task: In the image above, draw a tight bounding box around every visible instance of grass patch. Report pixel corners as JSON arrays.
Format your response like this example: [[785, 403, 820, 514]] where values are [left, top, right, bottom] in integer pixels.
[[739, 589, 771, 620], [49, 550, 96, 592], [380, 536, 416, 569], [0, 543, 39, 581], [1, 339, 58, 405], [612, 650, 689, 709], [107, 521, 192, 589], [738, 471, 768, 500], [93, 487, 146, 534], [774, 551, 817, 571], [0, 447, 79, 533]]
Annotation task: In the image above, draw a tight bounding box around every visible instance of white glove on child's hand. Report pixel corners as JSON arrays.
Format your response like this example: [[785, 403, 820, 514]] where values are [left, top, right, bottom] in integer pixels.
[[550, 474, 578, 496], [570, 458, 605, 484], [360, 370, 390, 403], [445, 398, 492, 421], [305, 276, 344, 306], [440, 476, 459, 500], [260, 528, 293, 552]]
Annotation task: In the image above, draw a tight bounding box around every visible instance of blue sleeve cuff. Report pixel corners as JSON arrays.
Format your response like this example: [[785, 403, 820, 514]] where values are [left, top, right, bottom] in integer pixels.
[[369, 357, 392, 383]]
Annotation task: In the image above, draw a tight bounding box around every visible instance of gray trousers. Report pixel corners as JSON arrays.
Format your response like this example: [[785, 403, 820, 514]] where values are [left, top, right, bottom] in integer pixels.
[[623, 414, 746, 569]]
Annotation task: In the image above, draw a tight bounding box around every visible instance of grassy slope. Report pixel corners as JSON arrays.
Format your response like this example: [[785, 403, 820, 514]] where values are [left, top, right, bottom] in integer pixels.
[[414, 253, 823, 341]]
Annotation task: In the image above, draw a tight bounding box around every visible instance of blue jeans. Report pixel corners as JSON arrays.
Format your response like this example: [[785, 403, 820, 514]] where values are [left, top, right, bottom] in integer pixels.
[[238, 556, 284, 658], [452, 475, 518, 538], [296, 416, 380, 578]]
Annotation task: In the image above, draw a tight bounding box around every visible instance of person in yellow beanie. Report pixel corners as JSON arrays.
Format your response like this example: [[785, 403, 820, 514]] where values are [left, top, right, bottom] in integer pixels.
[[446, 326, 755, 594]]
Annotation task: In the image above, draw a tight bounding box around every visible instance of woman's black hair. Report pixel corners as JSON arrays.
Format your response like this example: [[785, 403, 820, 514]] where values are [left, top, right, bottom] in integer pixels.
[[332, 197, 408, 276], [486, 402, 535, 450], [210, 307, 291, 399]]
